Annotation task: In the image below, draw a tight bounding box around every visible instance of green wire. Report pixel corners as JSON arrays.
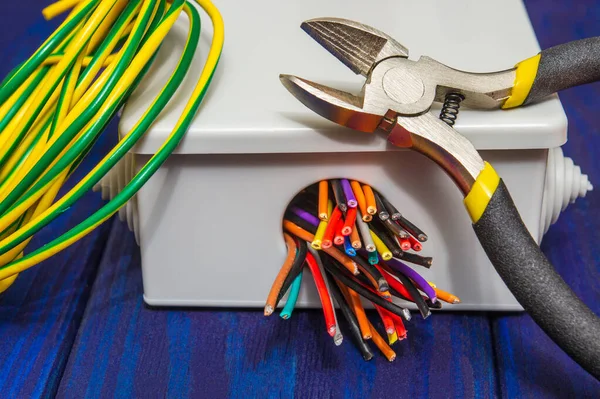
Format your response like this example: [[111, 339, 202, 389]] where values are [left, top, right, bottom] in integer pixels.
[[0, 0, 196, 257], [0, 0, 153, 216], [0, 67, 50, 134], [8, 0, 163, 206], [5, 1, 214, 270], [280, 272, 303, 319]]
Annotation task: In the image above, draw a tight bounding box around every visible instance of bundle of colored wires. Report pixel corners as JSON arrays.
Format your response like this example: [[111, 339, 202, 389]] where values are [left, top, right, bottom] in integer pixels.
[[0, 0, 224, 293], [265, 179, 461, 361]]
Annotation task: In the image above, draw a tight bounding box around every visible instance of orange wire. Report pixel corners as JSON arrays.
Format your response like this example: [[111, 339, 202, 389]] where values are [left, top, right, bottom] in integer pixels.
[[349, 226, 361, 249], [432, 286, 461, 304], [265, 233, 297, 315], [305, 250, 337, 337], [351, 181, 369, 221], [318, 180, 329, 221], [283, 220, 358, 274], [362, 184, 377, 216], [337, 279, 372, 339], [367, 320, 397, 361]]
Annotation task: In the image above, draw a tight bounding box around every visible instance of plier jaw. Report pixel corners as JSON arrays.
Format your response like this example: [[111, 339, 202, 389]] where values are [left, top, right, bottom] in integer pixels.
[[280, 18, 517, 193]]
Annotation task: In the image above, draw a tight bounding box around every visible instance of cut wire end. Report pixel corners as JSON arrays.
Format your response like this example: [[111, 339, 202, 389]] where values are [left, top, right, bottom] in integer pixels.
[[334, 332, 344, 346], [272, 179, 457, 363], [328, 326, 337, 337]]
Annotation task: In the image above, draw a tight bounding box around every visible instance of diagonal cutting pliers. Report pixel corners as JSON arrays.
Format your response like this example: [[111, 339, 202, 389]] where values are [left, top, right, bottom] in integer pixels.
[[279, 18, 600, 379]]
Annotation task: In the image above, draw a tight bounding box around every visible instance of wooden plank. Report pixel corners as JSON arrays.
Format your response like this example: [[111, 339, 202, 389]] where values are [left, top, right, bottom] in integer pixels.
[[491, 0, 600, 396]]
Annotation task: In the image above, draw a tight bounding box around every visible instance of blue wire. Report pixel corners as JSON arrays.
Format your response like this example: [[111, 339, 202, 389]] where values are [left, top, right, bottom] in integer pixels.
[[280, 271, 303, 319], [343, 236, 356, 256]]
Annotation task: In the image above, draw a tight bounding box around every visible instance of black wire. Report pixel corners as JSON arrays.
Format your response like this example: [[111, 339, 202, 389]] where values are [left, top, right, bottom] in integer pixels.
[[387, 284, 412, 302], [324, 269, 374, 361], [397, 252, 433, 269], [383, 218, 409, 239], [351, 253, 389, 292], [378, 192, 402, 220], [303, 183, 320, 195], [291, 195, 318, 213], [382, 263, 431, 319], [331, 179, 348, 212], [372, 191, 389, 221], [324, 260, 411, 321], [427, 299, 443, 310], [370, 220, 404, 258], [284, 212, 317, 234], [396, 215, 428, 242], [276, 239, 308, 305]]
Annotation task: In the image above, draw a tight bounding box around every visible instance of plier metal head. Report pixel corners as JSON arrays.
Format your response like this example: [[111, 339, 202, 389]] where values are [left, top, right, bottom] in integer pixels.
[[280, 18, 516, 194]]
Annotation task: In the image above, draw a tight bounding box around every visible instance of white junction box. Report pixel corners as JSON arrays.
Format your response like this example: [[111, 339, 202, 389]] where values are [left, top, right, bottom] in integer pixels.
[[102, 0, 592, 310]]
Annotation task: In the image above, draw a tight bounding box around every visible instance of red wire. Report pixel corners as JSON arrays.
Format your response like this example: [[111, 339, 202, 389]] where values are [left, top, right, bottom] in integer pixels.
[[393, 313, 407, 339], [305, 251, 337, 337], [398, 238, 411, 251], [322, 207, 342, 249], [334, 217, 345, 245], [342, 207, 357, 236], [408, 235, 422, 251], [375, 304, 396, 335]]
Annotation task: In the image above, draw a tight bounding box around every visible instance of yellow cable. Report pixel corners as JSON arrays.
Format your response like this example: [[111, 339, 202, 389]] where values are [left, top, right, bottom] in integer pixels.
[[0, 0, 224, 278], [370, 230, 393, 261], [42, 0, 87, 20]]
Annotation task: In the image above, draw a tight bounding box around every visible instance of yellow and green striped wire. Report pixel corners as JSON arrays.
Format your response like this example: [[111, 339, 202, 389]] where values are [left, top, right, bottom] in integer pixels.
[[0, 0, 224, 290]]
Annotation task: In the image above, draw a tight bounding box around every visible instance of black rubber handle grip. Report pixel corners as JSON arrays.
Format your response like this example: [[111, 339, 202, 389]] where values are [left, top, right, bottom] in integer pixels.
[[473, 180, 600, 379], [524, 37, 600, 105]]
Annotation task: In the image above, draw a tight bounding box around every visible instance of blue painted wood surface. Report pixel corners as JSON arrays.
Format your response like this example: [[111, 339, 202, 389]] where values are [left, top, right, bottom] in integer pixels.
[[0, 1, 599, 398]]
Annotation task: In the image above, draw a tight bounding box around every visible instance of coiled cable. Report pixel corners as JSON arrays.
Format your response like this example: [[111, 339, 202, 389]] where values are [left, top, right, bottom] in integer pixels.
[[0, 0, 224, 290]]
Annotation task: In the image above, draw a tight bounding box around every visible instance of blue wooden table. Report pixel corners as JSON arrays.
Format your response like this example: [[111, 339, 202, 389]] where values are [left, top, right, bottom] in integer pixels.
[[0, 1, 598, 398]]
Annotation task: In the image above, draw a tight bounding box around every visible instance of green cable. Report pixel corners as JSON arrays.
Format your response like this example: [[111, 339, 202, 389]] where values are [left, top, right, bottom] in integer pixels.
[[4, 0, 164, 210], [0, 67, 50, 134], [0, 2, 115, 168], [1, 1, 215, 270], [0, 0, 194, 256], [280, 272, 303, 319], [0, 0, 153, 216]]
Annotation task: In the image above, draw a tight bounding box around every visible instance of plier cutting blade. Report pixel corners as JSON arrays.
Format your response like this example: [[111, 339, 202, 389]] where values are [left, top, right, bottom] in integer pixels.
[[280, 18, 600, 379]]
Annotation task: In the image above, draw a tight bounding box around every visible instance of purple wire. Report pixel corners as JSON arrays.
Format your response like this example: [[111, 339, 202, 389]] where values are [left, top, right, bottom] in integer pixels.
[[386, 258, 437, 302], [341, 179, 357, 208], [290, 206, 319, 227]]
